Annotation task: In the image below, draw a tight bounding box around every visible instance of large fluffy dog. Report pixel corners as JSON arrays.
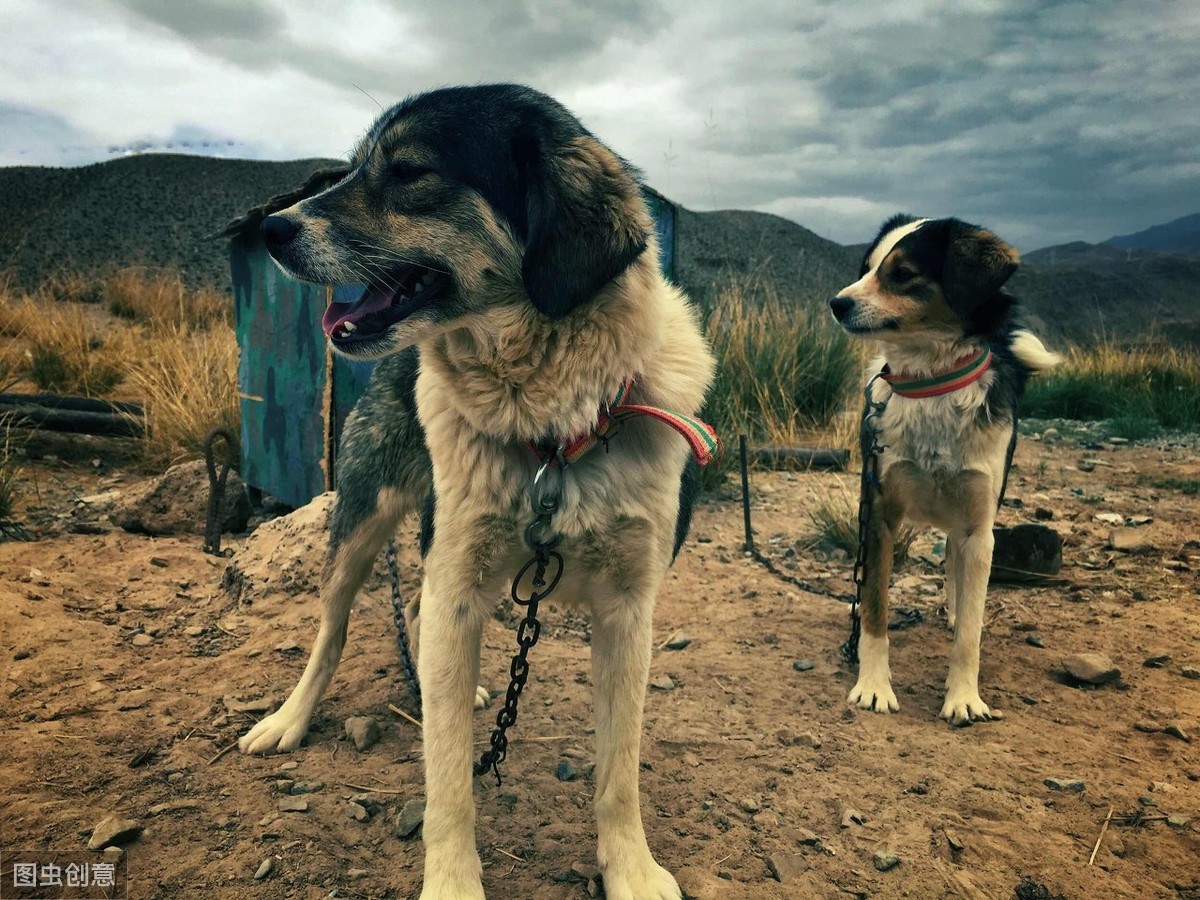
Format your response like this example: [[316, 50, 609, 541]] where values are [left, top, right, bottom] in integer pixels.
[[237, 85, 713, 900], [830, 215, 1059, 725]]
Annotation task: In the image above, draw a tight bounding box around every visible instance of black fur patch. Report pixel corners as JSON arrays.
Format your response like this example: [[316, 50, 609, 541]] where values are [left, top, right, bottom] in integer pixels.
[[419, 490, 436, 559], [671, 457, 699, 562]]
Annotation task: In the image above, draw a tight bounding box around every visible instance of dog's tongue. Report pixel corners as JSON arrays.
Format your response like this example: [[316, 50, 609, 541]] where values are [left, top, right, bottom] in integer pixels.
[[322, 283, 396, 336]]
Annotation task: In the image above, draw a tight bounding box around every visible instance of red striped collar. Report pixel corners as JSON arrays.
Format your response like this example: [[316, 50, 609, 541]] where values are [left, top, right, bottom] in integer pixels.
[[882, 346, 993, 398], [528, 377, 719, 467]]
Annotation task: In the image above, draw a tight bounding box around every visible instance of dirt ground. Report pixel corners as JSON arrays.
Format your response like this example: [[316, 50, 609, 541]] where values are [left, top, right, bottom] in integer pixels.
[[1, 428, 1198, 899]]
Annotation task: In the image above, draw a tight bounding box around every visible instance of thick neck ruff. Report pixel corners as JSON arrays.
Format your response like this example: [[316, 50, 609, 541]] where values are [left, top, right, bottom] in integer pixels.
[[882, 346, 993, 398]]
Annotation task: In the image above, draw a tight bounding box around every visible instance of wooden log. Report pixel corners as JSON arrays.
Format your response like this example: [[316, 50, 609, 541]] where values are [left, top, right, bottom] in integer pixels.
[[749, 447, 849, 471], [0, 403, 144, 438], [0, 391, 143, 416]]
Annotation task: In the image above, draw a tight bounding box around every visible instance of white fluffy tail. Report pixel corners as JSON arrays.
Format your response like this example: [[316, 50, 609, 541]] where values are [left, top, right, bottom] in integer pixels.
[[1011, 330, 1061, 374]]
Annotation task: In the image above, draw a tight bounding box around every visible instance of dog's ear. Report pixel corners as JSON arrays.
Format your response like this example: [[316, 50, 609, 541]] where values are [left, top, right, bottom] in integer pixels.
[[942, 220, 1020, 317], [517, 131, 650, 319]]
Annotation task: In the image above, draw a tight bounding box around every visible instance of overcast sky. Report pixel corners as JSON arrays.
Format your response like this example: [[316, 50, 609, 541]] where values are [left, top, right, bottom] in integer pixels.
[[3, 0, 1198, 251]]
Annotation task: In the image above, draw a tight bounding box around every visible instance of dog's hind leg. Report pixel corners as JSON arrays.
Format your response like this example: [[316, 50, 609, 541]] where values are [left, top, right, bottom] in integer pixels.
[[239, 488, 408, 754], [848, 483, 903, 714], [589, 579, 682, 900]]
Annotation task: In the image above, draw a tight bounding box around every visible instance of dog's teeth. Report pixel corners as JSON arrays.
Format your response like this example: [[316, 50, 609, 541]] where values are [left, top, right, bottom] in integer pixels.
[[342, 321, 356, 333]]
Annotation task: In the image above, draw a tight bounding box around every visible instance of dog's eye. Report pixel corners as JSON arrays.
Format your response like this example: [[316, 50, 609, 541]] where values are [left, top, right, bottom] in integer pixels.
[[389, 162, 433, 183], [892, 266, 918, 283]]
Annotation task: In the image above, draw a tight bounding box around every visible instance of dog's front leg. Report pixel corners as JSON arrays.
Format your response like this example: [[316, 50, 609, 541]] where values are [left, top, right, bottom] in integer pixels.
[[848, 491, 901, 714], [417, 555, 488, 900], [940, 522, 995, 725], [590, 591, 681, 900]]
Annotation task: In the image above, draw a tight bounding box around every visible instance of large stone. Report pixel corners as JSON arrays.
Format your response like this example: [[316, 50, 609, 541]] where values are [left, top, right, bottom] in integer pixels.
[[990, 525, 1062, 582], [112, 460, 250, 536], [1062, 653, 1120, 685], [766, 853, 810, 883], [344, 716, 381, 752], [394, 799, 425, 839], [1107, 528, 1154, 554], [87, 816, 142, 850]]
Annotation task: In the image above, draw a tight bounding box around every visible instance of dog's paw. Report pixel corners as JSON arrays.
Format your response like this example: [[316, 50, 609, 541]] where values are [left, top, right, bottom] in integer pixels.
[[474, 685, 491, 711], [848, 677, 899, 714], [602, 858, 681, 900], [939, 688, 992, 726], [238, 707, 310, 755], [420, 851, 485, 900]]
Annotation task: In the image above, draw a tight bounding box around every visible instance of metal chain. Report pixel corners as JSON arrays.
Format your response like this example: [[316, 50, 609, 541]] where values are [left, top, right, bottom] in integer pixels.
[[841, 371, 891, 667], [203, 428, 236, 556], [387, 538, 421, 703], [474, 450, 565, 786]]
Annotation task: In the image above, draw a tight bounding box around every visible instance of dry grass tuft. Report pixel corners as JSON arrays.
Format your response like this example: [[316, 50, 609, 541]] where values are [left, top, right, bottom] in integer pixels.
[[1024, 340, 1200, 434], [105, 267, 232, 331], [124, 324, 239, 466], [702, 279, 862, 447], [1, 269, 239, 468], [807, 485, 917, 567]]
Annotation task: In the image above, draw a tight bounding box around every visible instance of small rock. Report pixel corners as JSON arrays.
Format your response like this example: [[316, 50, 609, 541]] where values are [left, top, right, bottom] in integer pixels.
[[1093, 513, 1124, 526], [102, 847, 124, 863], [254, 858, 273, 880], [348, 801, 369, 822], [872, 850, 901, 872], [663, 631, 692, 650], [131, 634, 154, 648], [739, 797, 761, 814], [1026, 634, 1045, 648], [277, 796, 309, 813], [1163, 724, 1190, 743], [1062, 653, 1120, 685], [344, 716, 381, 752], [1041, 427, 1060, 443], [1034, 507, 1055, 520], [794, 827, 821, 846], [556, 761, 578, 782], [792, 659, 815, 672], [1044, 777, 1085, 793], [1078, 460, 1096, 473], [87, 815, 142, 850], [766, 853, 809, 883], [183, 625, 205, 638], [288, 779, 324, 795], [945, 830, 965, 854], [1143, 655, 1171, 668], [650, 674, 675, 692], [346, 869, 368, 880], [1166, 814, 1191, 829], [839, 805, 865, 828], [1181, 667, 1200, 681], [223, 694, 277, 714], [1107, 528, 1153, 554], [394, 799, 425, 838]]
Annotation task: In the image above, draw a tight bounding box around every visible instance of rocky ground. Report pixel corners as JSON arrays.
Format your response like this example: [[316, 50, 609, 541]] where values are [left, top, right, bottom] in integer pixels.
[[1, 426, 1198, 899]]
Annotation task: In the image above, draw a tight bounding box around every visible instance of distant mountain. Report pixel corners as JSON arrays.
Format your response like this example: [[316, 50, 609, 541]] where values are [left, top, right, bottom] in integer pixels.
[[1106, 212, 1200, 257], [0, 154, 341, 290], [1016, 246, 1200, 347], [0, 153, 1196, 346], [674, 207, 861, 309]]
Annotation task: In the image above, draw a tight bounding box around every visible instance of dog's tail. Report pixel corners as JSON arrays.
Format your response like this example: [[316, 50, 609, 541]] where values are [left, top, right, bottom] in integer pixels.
[[1011, 330, 1061, 375]]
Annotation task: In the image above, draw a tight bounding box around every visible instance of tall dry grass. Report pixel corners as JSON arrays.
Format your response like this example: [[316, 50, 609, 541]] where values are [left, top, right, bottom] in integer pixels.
[[1, 267, 238, 468], [702, 281, 861, 447], [1023, 341, 1200, 434]]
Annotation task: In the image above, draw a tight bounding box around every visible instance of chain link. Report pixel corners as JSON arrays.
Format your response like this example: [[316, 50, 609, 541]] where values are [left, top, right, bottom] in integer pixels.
[[387, 538, 421, 703], [841, 371, 891, 666], [473, 450, 565, 786]]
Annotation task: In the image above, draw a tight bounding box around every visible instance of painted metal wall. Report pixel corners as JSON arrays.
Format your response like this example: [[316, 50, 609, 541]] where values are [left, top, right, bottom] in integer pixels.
[[232, 189, 676, 508]]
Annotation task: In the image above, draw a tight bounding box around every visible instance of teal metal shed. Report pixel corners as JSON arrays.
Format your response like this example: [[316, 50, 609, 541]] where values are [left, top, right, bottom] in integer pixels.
[[221, 168, 677, 509]]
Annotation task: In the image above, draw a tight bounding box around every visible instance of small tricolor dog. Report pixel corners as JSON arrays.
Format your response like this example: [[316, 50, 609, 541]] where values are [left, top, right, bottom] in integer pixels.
[[830, 215, 1060, 725], [237, 84, 714, 900]]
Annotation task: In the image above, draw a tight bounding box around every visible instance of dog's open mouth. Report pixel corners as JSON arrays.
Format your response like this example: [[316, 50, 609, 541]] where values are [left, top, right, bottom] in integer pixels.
[[322, 264, 447, 343]]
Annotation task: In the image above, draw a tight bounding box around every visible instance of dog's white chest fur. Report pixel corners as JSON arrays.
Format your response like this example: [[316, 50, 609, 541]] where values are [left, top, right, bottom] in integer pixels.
[[877, 384, 989, 475]]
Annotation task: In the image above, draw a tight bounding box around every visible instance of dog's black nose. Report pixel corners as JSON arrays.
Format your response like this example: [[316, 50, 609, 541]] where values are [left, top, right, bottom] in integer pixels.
[[829, 296, 855, 322], [261, 215, 299, 248]]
